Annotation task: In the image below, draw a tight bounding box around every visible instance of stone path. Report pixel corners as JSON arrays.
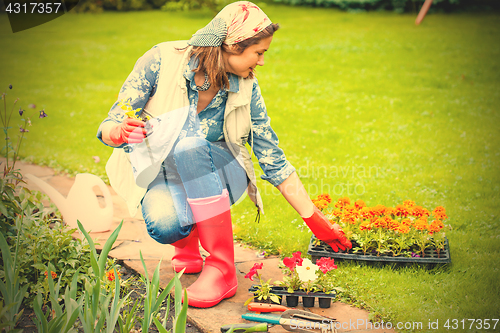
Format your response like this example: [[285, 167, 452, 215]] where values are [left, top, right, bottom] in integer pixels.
[[17, 161, 397, 333]]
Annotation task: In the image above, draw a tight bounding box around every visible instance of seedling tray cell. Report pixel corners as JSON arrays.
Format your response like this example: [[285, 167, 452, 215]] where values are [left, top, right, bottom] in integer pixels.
[[308, 236, 451, 265]]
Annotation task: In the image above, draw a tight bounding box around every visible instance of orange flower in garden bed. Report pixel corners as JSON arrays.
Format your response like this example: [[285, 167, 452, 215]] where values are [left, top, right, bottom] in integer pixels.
[[312, 193, 450, 258], [105, 269, 121, 282]]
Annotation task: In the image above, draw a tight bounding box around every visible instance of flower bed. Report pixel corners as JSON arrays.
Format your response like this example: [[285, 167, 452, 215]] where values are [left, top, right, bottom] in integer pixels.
[[307, 194, 452, 265]]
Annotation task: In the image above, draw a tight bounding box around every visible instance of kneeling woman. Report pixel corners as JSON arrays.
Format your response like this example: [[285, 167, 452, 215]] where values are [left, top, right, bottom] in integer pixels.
[[97, 1, 351, 308]]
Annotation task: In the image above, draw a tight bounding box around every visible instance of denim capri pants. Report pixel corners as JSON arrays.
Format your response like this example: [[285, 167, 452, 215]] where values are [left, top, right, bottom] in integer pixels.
[[141, 137, 249, 245]]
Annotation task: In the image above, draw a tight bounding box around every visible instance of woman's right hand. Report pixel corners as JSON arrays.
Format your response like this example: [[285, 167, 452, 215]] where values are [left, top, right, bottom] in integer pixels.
[[108, 118, 148, 145]]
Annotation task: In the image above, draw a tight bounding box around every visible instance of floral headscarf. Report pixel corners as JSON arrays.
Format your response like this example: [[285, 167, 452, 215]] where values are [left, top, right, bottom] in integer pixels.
[[188, 1, 271, 47]]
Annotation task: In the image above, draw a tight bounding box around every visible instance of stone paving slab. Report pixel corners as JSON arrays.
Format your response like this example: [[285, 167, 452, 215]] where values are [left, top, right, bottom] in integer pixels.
[[16, 161, 397, 333]]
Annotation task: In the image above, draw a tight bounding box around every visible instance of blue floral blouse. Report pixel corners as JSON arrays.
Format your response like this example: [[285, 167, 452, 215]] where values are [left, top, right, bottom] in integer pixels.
[[97, 46, 295, 187]]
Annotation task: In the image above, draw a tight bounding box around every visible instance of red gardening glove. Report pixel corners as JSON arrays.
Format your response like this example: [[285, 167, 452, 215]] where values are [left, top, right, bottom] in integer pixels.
[[302, 206, 352, 252], [109, 118, 147, 145]]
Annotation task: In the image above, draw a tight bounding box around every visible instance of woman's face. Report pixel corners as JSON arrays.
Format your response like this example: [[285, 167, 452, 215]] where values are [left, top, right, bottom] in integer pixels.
[[223, 36, 273, 78]]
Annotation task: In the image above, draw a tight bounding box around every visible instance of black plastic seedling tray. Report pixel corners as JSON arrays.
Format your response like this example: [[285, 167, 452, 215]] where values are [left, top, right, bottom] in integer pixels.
[[249, 285, 336, 308], [308, 236, 452, 265]]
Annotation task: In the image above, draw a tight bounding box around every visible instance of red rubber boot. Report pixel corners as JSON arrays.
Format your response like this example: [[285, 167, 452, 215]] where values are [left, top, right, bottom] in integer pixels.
[[184, 189, 237, 308], [171, 226, 203, 274]]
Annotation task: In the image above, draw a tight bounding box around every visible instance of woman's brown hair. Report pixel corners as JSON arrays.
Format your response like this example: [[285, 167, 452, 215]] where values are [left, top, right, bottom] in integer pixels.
[[190, 23, 280, 90]]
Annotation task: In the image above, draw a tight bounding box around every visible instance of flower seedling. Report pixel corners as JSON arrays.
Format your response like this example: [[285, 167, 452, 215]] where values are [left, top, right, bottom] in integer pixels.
[[244, 263, 280, 305], [312, 194, 449, 258], [275, 251, 304, 293]]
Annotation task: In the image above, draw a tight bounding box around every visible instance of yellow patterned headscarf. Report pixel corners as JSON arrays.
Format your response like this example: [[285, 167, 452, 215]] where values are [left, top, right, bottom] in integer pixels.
[[188, 1, 271, 47]]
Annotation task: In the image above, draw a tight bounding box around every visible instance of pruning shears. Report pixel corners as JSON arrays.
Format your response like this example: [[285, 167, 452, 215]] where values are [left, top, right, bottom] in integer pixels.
[[239, 303, 337, 333]]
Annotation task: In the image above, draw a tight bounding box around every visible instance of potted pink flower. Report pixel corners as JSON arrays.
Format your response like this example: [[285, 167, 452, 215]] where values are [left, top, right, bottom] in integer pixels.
[[275, 251, 304, 307], [313, 257, 342, 308]]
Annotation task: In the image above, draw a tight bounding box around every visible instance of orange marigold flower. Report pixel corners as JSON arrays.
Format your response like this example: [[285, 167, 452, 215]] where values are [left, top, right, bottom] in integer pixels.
[[412, 206, 430, 218], [342, 206, 360, 224], [428, 226, 439, 234], [334, 197, 351, 209], [403, 200, 416, 208], [343, 216, 357, 225], [331, 209, 343, 217], [373, 218, 387, 229], [360, 207, 371, 219], [44, 271, 57, 279], [383, 207, 397, 217], [395, 204, 411, 218], [432, 206, 448, 220], [106, 270, 121, 282], [413, 219, 428, 231], [354, 199, 366, 210], [370, 205, 386, 217], [396, 224, 410, 234], [385, 217, 399, 230], [429, 219, 444, 232], [359, 222, 372, 231], [317, 193, 332, 204], [313, 199, 329, 210], [401, 218, 412, 226]]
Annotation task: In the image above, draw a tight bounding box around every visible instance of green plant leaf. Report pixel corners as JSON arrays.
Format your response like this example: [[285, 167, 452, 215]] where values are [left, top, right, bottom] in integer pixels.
[[33, 293, 48, 333], [96, 220, 123, 276], [153, 317, 170, 333], [174, 270, 182, 316], [244, 296, 254, 306], [270, 294, 281, 304], [174, 288, 189, 333], [0, 199, 9, 217]]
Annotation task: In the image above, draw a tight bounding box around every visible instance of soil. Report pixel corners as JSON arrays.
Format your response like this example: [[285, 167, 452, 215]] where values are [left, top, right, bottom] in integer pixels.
[[15, 263, 202, 333]]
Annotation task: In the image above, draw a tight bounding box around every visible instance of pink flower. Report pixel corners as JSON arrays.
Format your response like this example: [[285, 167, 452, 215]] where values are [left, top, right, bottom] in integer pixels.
[[283, 251, 303, 271], [316, 257, 337, 274], [245, 262, 263, 281]]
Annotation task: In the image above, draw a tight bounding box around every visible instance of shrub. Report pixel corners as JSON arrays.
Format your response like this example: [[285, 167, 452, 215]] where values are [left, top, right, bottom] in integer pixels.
[[11, 211, 93, 304]]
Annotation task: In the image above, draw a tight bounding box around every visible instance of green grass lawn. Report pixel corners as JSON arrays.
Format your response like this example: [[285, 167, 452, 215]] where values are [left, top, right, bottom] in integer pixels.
[[2, 6, 500, 332]]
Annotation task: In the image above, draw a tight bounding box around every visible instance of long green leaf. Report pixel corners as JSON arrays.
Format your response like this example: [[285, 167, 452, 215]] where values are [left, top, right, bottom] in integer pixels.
[[174, 273, 182, 317], [153, 317, 170, 333], [77, 221, 99, 275], [47, 312, 67, 333], [91, 278, 101, 322], [139, 250, 149, 282], [63, 299, 80, 333], [152, 276, 175, 317], [118, 298, 139, 333], [97, 220, 123, 275], [69, 271, 79, 301], [63, 274, 81, 333], [152, 261, 161, 297], [0, 199, 8, 217], [0, 280, 8, 303], [174, 289, 189, 333], [0, 232, 13, 282], [33, 293, 48, 333]]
